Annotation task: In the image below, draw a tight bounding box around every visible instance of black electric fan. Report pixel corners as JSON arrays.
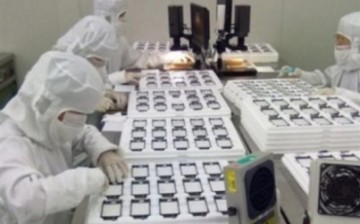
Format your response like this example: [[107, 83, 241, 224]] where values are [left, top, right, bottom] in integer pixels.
[[318, 163, 360, 217], [245, 160, 277, 219]]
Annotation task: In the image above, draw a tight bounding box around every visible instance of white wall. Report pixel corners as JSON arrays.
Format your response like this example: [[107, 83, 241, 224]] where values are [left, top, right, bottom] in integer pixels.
[[281, 0, 360, 70], [0, 0, 93, 84], [0, 0, 359, 84], [0, 0, 59, 84]]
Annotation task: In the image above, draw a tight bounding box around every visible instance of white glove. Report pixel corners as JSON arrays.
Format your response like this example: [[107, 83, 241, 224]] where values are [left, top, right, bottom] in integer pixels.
[[125, 72, 144, 85], [312, 87, 336, 96], [161, 51, 195, 64], [96, 97, 115, 113], [105, 90, 128, 110], [278, 66, 302, 78], [97, 150, 129, 184]]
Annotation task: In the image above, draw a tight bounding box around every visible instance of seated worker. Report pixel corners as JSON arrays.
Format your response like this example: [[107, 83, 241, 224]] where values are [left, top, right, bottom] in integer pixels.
[[279, 12, 360, 104], [93, 0, 194, 86], [53, 15, 128, 112], [0, 52, 127, 224]]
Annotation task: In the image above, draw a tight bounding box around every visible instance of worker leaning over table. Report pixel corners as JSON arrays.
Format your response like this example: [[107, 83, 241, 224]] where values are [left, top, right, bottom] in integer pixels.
[[0, 52, 128, 224]]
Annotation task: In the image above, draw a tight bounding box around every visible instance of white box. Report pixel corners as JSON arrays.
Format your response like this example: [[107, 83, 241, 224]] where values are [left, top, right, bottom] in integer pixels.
[[139, 70, 223, 91], [85, 160, 232, 224], [127, 89, 231, 118], [222, 43, 279, 63], [133, 41, 171, 53], [120, 117, 245, 159]]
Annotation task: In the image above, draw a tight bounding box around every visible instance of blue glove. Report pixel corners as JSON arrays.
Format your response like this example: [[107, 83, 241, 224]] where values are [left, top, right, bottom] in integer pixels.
[[278, 66, 302, 77]]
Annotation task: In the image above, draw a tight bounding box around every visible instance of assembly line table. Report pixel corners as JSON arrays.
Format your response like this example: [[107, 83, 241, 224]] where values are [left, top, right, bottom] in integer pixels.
[[71, 128, 290, 224], [72, 67, 307, 224]]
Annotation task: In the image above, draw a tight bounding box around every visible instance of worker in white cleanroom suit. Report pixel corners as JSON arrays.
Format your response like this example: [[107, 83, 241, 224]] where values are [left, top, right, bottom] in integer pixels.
[[0, 52, 128, 224], [279, 12, 360, 105]]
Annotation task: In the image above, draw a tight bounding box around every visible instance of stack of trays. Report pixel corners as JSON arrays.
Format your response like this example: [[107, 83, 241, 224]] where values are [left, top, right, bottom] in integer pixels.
[[241, 96, 360, 153], [222, 43, 279, 63], [282, 151, 360, 194], [223, 79, 314, 109], [86, 160, 230, 224], [127, 89, 231, 118], [120, 117, 246, 159], [139, 70, 223, 91], [133, 41, 170, 53]]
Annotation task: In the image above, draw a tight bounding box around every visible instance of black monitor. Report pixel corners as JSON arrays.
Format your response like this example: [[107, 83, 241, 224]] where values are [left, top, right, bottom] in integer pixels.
[[233, 5, 251, 50], [190, 3, 210, 51], [214, 4, 251, 52], [234, 5, 251, 37], [168, 5, 191, 51], [217, 0, 233, 33], [168, 6, 184, 38]]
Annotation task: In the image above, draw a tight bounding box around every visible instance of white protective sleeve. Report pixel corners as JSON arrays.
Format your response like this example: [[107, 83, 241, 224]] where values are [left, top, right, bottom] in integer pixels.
[[301, 69, 331, 88], [108, 70, 127, 85], [118, 37, 164, 70], [118, 37, 146, 69], [336, 87, 360, 105], [122, 48, 163, 69], [72, 124, 118, 165], [0, 138, 106, 224], [108, 53, 163, 86]]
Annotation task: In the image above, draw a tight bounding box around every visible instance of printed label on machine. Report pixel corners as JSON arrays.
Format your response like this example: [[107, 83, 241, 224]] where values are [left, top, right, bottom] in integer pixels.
[[225, 169, 237, 193]]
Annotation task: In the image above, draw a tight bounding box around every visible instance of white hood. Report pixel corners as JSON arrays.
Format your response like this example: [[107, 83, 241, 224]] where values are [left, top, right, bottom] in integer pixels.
[[337, 12, 360, 72], [93, 0, 128, 23], [53, 15, 119, 63], [0, 51, 104, 149]]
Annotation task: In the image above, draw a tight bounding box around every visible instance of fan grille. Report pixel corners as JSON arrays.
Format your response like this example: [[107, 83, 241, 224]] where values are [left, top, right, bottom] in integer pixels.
[[249, 167, 275, 211], [318, 163, 360, 217]]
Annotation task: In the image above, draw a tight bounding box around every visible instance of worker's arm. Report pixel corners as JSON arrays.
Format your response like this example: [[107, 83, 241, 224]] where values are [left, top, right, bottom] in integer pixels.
[[0, 138, 106, 224], [117, 36, 150, 70], [72, 125, 118, 165], [301, 69, 331, 87]]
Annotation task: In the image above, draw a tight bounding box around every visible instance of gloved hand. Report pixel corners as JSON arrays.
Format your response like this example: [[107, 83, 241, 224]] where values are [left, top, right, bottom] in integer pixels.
[[96, 96, 115, 113], [278, 66, 302, 78], [105, 90, 128, 110], [313, 88, 336, 96], [161, 51, 195, 64], [97, 150, 129, 184], [102, 173, 110, 192], [125, 72, 144, 85]]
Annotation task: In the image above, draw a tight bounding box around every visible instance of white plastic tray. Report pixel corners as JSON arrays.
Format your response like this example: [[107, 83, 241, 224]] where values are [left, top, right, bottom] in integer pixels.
[[120, 117, 246, 159], [241, 96, 360, 153], [223, 79, 314, 109], [127, 89, 231, 118], [85, 160, 231, 224], [133, 41, 171, 53], [281, 151, 360, 194], [139, 70, 223, 91], [222, 43, 279, 63]]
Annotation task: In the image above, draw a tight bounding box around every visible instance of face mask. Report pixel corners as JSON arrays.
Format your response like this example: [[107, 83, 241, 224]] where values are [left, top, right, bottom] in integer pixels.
[[334, 45, 351, 65], [49, 112, 87, 144]]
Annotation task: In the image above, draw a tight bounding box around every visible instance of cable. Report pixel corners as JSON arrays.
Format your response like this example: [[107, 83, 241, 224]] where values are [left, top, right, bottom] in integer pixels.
[[280, 207, 291, 224], [302, 210, 310, 224]]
